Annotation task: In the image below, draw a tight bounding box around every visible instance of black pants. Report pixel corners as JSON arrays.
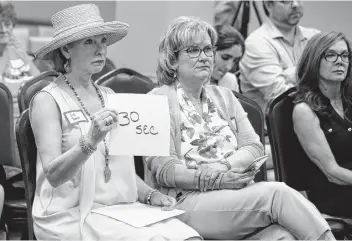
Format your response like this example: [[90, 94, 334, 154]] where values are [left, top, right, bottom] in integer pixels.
[[309, 185, 352, 218]]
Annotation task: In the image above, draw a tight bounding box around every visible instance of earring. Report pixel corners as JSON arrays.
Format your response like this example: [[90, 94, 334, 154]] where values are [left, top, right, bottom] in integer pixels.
[[173, 72, 177, 79], [64, 58, 71, 73]]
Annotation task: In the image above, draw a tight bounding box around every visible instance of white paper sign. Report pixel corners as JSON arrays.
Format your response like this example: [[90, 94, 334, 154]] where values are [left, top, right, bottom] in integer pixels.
[[91, 202, 185, 228], [107, 94, 170, 156]]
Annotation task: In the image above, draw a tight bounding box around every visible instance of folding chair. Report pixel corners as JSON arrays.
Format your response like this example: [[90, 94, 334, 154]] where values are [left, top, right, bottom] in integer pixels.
[[266, 87, 352, 239], [15, 109, 36, 240], [234, 91, 266, 182], [0, 82, 27, 237], [18, 70, 60, 114], [95, 67, 155, 93]]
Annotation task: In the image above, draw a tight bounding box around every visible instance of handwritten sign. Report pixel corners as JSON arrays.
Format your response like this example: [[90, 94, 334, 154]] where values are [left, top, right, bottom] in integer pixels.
[[107, 94, 170, 156]]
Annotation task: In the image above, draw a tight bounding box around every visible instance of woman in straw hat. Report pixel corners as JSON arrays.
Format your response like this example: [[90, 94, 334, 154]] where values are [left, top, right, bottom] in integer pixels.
[[30, 4, 200, 240]]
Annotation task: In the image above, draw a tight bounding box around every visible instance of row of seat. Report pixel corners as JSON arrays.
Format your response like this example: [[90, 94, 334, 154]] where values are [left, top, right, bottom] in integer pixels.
[[4, 67, 267, 239], [2, 68, 351, 239]]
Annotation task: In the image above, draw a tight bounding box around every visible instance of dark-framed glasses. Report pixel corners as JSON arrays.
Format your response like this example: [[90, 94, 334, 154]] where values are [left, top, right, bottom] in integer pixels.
[[323, 51, 352, 63], [182, 46, 217, 58]]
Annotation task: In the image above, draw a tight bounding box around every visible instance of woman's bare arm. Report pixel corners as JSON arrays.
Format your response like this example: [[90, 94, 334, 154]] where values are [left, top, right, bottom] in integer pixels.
[[30, 92, 91, 187], [293, 102, 352, 185]]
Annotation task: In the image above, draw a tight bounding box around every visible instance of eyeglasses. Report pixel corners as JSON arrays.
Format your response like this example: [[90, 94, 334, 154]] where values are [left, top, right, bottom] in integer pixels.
[[323, 51, 352, 63], [181, 46, 217, 58]]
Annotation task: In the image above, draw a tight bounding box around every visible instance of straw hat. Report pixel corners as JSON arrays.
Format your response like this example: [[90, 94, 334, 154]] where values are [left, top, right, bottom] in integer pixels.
[[35, 4, 129, 59]]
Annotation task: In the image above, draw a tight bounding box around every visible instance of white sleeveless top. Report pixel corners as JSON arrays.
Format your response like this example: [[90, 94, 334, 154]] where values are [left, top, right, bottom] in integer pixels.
[[31, 78, 138, 239], [31, 77, 200, 240]]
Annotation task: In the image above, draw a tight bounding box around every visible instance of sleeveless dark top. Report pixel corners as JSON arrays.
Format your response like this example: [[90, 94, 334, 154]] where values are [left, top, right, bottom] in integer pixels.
[[307, 96, 352, 216]]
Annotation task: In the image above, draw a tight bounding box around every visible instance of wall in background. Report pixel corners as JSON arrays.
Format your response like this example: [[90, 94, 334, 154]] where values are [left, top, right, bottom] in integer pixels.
[[12, 1, 352, 78], [13, 1, 116, 23], [109, 1, 214, 79]]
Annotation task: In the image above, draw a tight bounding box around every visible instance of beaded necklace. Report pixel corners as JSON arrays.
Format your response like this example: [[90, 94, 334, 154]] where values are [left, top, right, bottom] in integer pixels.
[[64, 76, 111, 183]]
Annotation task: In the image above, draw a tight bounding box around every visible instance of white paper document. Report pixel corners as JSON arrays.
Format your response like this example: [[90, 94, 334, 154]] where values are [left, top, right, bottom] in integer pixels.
[[91, 202, 185, 228], [107, 94, 170, 156]]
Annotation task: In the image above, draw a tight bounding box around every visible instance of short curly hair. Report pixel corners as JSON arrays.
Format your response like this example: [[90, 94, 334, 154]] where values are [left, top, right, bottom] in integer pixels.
[[0, 2, 17, 26], [156, 16, 218, 86]]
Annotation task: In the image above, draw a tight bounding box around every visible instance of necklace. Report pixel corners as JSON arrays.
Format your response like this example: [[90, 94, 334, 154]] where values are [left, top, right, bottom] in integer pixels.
[[64, 76, 111, 183], [191, 97, 201, 105]]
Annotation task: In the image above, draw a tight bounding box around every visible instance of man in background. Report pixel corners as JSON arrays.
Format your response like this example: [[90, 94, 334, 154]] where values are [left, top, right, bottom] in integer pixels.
[[214, 1, 243, 31], [239, 0, 319, 117]]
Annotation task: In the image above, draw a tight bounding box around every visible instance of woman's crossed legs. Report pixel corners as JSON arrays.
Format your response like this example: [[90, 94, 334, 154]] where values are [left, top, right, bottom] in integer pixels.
[[176, 182, 331, 240]]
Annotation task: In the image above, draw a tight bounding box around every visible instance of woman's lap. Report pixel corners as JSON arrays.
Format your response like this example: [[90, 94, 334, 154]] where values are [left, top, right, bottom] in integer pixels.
[[176, 181, 329, 240]]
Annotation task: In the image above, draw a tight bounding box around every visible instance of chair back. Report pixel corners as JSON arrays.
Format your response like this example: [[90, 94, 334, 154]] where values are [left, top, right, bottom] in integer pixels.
[[18, 71, 60, 114], [265, 87, 316, 191], [95, 68, 155, 94], [96, 68, 156, 179], [234, 91, 266, 181], [0, 83, 16, 167], [15, 109, 36, 240]]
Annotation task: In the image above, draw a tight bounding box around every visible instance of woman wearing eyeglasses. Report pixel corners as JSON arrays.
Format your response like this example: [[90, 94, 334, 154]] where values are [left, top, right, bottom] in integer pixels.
[[209, 24, 244, 92], [293, 32, 352, 217], [146, 16, 335, 240]]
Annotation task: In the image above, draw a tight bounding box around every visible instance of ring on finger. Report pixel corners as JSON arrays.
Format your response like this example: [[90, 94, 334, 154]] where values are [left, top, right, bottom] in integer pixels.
[[204, 174, 211, 189], [208, 173, 218, 186], [105, 117, 112, 126]]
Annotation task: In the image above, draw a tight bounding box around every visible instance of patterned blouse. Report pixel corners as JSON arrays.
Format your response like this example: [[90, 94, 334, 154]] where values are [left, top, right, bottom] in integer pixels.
[[177, 83, 238, 169]]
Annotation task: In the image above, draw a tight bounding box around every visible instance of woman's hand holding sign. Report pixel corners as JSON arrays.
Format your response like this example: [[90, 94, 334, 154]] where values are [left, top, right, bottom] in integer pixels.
[[85, 108, 119, 148]]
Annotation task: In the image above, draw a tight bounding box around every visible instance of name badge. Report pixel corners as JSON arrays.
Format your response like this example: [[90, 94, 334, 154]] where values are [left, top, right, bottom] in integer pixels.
[[64, 110, 88, 125]]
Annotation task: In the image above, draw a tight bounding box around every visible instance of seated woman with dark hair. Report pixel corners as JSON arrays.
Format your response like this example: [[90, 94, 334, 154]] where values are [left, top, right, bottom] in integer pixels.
[[292, 31, 352, 217], [146, 16, 335, 240], [210, 24, 244, 92]]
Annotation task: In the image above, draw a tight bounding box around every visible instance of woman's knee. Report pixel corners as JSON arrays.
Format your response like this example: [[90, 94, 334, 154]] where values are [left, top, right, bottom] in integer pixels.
[[270, 225, 296, 240], [185, 237, 203, 241], [246, 224, 296, 240], [262, 182, 296, 196]]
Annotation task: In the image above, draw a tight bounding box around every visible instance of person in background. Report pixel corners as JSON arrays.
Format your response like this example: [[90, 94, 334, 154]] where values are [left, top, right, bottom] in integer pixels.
[[293, 31, 352, 217], [30, 4, 200, 240], [0, 1, 39, 121], [239, 0, 319, 180], [209, 24, 244, 92], [213, 1, 243, 32], [239, 0, 319, 118], [146, 15, 335, 240]]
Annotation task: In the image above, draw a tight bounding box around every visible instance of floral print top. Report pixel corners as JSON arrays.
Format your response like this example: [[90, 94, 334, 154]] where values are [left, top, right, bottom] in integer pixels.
[[177, 83, 238, 169]]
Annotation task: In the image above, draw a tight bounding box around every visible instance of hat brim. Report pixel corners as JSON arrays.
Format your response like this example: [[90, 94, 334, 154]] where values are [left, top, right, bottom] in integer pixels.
[[35, 21, 129, 59]]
